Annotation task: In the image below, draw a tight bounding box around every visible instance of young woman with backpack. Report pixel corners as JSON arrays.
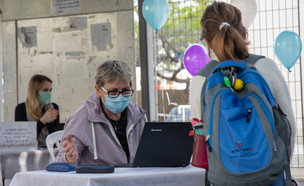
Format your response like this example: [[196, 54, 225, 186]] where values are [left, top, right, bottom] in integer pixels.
[[189, 1, 297, 185]]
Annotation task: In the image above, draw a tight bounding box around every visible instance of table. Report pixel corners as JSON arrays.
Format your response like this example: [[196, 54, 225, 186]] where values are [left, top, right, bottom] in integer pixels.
[[10, 165, 205, 186], [0, 149, 52, 186]]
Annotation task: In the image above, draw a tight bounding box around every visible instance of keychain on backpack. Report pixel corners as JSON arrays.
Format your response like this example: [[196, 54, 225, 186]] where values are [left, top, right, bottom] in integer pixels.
[[223, 68, 235, 92], [223, 76, 234, 92], [223, 68, 244, 91], [233, 78, 244, 91]]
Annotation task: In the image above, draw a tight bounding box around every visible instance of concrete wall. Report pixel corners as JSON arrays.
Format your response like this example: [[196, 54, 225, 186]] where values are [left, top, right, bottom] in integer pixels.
[[1, 0, 135, 122], [2, 21, 17, 122], [1, 0, 133, 21]]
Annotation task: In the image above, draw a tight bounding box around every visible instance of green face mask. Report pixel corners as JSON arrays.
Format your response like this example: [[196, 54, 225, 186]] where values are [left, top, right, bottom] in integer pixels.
[[39, 91, 52, 105]]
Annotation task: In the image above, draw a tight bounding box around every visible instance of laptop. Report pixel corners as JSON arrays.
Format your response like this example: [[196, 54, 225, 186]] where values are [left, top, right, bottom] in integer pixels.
[[130, 121, 194, 167]]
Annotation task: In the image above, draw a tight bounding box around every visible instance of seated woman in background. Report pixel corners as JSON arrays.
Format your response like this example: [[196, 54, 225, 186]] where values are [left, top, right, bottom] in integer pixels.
[[15, 74, 59, 147], [55, 60, 146, 165]]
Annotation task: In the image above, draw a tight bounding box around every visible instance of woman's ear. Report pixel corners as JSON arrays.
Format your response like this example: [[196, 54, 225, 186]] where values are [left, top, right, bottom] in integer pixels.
[[95, 84, 101, 96]]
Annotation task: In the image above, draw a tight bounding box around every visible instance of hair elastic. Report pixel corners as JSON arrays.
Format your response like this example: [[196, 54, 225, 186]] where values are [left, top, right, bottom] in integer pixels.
[[219, 22, 230, 30]]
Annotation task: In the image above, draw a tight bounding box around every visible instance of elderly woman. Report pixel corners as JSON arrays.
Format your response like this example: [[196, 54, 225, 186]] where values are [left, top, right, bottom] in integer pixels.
[[55, 60, 146, 165]]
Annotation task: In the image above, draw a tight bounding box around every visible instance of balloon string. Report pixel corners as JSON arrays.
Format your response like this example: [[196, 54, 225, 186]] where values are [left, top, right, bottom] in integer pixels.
[[288, 69, 292, 73]]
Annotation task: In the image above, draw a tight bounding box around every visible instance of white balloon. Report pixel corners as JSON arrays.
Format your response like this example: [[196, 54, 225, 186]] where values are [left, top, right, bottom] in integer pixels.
[[230, 0, 257, 28]]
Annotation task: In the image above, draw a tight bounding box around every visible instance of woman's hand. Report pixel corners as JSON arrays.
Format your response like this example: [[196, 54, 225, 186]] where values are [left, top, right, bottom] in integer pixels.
[[40, 108, 58, 124], [63, 134, 79, 164]]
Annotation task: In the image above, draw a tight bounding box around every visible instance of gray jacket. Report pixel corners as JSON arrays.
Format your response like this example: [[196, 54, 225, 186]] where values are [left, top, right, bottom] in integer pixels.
[[55, 92, 146, 165]]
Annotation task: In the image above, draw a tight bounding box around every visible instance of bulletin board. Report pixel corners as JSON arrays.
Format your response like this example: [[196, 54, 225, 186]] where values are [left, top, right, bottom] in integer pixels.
[[15, 11, 135, 122]]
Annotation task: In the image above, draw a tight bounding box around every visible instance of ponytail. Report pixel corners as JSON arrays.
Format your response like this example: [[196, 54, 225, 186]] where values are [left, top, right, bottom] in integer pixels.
[[200, 1, 250, 62]]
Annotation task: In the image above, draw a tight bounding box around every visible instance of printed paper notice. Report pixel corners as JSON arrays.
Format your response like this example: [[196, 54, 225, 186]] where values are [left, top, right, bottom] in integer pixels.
[[0, 122, 37, 153], [17, 26, 37, 48], [53, 0, 80, 15], [91, 23, 112, 51], [69, 17, 87, 30]]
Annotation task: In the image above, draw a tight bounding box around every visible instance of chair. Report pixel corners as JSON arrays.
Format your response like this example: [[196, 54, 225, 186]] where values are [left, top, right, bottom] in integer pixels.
[[46, 130, 64, 162]]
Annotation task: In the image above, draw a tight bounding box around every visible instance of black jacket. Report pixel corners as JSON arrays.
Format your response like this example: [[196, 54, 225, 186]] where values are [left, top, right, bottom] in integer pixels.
[[15, 102, 60, 139]]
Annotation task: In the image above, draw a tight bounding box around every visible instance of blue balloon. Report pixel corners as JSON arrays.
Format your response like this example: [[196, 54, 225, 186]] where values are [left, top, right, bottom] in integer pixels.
[[142, 0, 169, 31], [274, 30, 302, 70]]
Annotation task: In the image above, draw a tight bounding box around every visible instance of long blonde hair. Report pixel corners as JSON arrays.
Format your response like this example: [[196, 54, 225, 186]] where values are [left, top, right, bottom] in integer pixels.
[[200, 1, 250, 62], [25, 74, 52, 121]]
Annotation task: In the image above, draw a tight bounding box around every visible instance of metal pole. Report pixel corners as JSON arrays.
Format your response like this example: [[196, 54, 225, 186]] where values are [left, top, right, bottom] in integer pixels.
[[0, 9, 3, 122], [138, 0, 150, 120], [138, 0, 157, 121]]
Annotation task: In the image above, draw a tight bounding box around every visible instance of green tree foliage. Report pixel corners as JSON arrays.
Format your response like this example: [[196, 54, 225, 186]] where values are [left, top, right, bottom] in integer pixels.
[[134, 0, 210, 89]]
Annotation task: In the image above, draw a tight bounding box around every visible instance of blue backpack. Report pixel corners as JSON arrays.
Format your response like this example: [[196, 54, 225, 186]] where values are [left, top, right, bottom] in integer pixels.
[[197, 56, 292, 186]]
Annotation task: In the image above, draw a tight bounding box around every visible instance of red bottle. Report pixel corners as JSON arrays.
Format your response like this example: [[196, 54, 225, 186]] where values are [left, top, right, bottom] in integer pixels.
[[191, 118, 208, 169]]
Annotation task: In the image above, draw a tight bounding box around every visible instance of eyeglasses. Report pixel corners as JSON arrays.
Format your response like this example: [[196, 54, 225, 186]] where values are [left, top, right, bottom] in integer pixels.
[[101, 87, 134, 98]]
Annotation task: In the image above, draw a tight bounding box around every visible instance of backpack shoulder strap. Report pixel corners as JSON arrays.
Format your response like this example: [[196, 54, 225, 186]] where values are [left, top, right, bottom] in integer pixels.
[[196, 54, 265, 78], [195, 60, 218, 121], [195, 60, 219, 77], [243, 54, 265, 65]]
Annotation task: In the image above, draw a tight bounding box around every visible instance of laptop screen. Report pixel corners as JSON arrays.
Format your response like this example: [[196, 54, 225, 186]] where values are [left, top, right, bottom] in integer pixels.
[[132, 122, 194, 167]]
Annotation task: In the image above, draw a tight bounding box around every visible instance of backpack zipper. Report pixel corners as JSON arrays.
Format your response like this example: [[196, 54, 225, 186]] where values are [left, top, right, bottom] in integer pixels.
[[248, 94, 275, 135], [247, 108, 252, 123], [249, 93, 276, 152], [207, 91, 276, 152]]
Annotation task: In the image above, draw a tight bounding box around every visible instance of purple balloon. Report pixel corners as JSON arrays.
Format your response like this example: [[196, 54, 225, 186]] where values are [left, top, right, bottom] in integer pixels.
[[183, 44, 211, 76]]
